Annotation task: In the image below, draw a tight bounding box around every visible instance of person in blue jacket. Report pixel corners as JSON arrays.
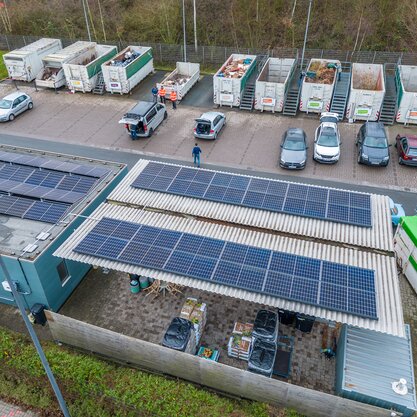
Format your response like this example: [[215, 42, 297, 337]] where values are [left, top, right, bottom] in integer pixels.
[[192, 143, 202, 167], [151, 86, 158, 103]]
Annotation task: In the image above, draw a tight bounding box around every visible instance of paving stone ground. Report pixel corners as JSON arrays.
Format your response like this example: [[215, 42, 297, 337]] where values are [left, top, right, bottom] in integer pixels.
[[59, 268, 336, 394], [0, 400, 38, 417]]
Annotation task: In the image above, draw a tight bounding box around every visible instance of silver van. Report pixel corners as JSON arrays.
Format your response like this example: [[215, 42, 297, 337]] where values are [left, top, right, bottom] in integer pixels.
[[119, 101, 167, 139]]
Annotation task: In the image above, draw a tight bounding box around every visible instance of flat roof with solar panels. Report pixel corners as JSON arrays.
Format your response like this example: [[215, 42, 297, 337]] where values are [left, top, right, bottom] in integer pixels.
[[55, 159, 404, 337], [0, 145, 124, 259]]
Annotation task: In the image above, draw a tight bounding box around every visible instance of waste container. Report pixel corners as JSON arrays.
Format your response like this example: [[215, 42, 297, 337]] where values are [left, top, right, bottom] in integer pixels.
[[139, 276, 149, 289], [130, 279, 140, 294], [295, 314, 315, 333], [278, 309, 296, 326], [30, 303, 47, 326]]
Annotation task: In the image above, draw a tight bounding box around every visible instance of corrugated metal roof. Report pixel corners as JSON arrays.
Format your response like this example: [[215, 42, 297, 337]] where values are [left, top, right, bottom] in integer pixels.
[[54, 203, 405, 337], [342, 325, 416, 410], [106, 160, 394, 253]]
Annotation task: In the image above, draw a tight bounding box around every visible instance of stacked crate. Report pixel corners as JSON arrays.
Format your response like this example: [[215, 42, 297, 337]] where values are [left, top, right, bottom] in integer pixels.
[[227, 322, 253, 361], [180, 297, 207, 345]]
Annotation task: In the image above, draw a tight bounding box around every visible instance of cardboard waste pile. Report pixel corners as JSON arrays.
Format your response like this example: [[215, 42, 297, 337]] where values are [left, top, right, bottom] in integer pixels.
[[227, 322, 253, 361], [218, 57, 253, 79], [180, 297, 207, 345], [305, 60, 336, 85], [163, 73, 191, 87]]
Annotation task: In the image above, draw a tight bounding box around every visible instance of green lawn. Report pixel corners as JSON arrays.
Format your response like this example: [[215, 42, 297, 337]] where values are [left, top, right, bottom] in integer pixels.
[[0, 326, 302, 417], [0, 51, 8, 79]]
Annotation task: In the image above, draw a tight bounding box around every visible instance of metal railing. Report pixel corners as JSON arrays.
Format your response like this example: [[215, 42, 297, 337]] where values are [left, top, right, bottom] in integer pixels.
[[1, 33, 417, 67]]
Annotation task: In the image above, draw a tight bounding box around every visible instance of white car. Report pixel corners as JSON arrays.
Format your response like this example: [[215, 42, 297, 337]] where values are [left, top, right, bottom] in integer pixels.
[[313, 112, 341, 164], [193, 112, 226, 140], [0, 91, 33, 122]]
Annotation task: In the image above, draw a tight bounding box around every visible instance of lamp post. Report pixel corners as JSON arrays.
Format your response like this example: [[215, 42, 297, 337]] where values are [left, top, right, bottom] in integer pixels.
[[300, 0, 313, 71], [0, 258, 71, 417], [182, 0, 187, 62], [193, 0, 197, 52], [81, 0, 92, 41]]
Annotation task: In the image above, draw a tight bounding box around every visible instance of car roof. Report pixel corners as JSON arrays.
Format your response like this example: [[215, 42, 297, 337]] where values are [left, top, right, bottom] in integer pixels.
[[285, 128, 305, 138], [127, 101, 155, 116], [3, 91, 28, 100], [321, 122, 337, 130], [198, 112, 222, 121], [364, 121, 386, 137], [402, 135, 417, 146]]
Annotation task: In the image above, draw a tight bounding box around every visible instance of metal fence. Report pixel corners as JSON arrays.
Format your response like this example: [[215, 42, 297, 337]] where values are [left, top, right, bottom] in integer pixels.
[[2, 33, 417, 67]]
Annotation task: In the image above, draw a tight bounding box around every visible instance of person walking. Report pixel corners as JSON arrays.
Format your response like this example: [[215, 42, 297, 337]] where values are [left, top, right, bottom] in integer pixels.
[[170, 90, 177, 110], [192, 143, 202, 167], [151, 86, 158, 103], [158, 86, 166, 104]]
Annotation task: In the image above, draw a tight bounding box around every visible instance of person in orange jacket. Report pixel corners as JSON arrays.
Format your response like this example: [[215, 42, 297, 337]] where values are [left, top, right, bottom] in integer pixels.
[[158, 87, 166, 104], [170, 90, 177, 110]]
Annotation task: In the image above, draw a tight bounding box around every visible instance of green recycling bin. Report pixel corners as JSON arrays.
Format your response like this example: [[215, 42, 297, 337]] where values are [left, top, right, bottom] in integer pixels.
[[130, 279, 140, 294]]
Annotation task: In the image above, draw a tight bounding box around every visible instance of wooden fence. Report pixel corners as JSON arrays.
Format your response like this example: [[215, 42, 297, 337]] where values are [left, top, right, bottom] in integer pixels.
[[45, 311, 395, 417]]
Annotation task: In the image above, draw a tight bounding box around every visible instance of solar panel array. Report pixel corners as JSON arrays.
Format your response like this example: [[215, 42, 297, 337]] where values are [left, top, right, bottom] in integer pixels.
[[131, 163, 372, 227], [74, 217, 378, 319], [0, 194, 70, 223], [0, 151, 110, 178]]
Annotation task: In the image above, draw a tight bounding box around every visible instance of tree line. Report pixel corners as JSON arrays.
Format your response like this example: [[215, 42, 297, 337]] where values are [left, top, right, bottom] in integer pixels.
[[1, 0, 415, 52]]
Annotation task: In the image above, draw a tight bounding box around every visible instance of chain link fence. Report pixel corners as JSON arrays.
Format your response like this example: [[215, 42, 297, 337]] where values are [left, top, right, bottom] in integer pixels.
[[1, 33, 417, 66]]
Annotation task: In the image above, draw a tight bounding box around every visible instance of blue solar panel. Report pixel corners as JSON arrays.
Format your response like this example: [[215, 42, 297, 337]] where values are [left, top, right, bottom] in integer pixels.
[[131, 162, 373, 227], [74, 218, 378, 319]]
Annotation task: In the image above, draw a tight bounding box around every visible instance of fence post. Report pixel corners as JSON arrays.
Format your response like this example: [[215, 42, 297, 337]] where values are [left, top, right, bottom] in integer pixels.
[[23, 36, 26, 46], [159, 44, 162, 65], [372, 51, 376, 63], [224, 47, 226, 61], [4, 34, 10, 51], [202, 45, 205, 65]]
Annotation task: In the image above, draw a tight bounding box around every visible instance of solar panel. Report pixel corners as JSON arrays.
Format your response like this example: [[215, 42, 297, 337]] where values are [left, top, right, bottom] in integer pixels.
[[0, 151, 109, 178], [131, 162, 373, 227], [23, 201, 70, 223], [74, 218, 378, 319]]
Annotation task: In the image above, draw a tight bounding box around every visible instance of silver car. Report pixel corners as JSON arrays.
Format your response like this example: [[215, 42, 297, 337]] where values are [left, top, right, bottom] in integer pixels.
[[0, 91, 33, 122], [280, 128, 308, 169], [194, 111, 226, 140]]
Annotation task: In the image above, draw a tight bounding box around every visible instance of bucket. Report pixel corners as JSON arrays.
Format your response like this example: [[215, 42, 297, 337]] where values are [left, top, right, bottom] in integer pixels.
[[130, 279, 140, 294], [139, 276, 149, 289]]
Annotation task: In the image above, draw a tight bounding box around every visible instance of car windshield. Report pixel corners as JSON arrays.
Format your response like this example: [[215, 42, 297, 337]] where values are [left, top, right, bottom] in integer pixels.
[[0, 99, 12, 109], [408, 147, 417, 156], [283, 137, 305, 151], [317, 128, 338, 147], [363, 136, 387, 148]]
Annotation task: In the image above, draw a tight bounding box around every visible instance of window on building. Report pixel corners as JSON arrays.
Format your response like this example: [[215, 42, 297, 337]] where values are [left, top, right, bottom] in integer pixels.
[[57, 260, 70, 286]]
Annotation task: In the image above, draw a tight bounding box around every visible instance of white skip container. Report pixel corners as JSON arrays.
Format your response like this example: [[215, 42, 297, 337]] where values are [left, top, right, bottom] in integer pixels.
[[300, 59, 340, 113], [395, 65, 417, 125], [3, 38, 62, 82], [156, 62, 200, 101], [63, 44, 117, 92], [346, 63, 385, 121], [255, 58, 296, 112], [394, 216, 417, 294], [101, 46, 154, 95], [213, 54, 257, 107], [36, 41, 96, 89]]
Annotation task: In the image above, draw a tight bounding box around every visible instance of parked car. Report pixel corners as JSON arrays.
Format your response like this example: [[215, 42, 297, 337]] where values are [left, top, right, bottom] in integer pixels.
[[279, 128, 307, 169], [395, 134, 417, 166], [389, 197, 405, 226], [313, 112, 341, 164], [194, 111, 226, 140], [0, 91, 33, 122], [118, 101, 167, 139], [356, 121, 390, 166]]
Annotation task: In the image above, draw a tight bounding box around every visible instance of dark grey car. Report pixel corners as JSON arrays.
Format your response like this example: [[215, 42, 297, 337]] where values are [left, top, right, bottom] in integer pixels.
[[356, 122, 390, 166], [279, 128, 308, 170]]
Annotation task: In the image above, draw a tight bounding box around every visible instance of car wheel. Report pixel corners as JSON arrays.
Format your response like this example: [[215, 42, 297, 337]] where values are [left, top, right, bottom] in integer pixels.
[[164, 112, 168, 120], [148, 128, 154, 138], [28, 102, 33, 110], [357, 153, 362, 164], [399, 157, 403, 165], [8, 114, 15, 121], [214, 133, 218, 140]]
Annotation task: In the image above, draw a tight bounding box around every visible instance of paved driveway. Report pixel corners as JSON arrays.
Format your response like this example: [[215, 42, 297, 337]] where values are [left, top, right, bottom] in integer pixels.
[[1, 79, 417, 193]]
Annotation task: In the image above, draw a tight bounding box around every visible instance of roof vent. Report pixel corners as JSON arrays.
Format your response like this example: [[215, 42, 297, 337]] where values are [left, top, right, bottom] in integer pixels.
[[392, 378, 408, 395], [36, 232, 51, 241], [22, 243, 38, 253]]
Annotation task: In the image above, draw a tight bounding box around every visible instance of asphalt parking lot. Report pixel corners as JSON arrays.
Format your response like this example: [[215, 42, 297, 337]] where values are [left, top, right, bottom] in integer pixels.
[[1, 73, 417, 194]]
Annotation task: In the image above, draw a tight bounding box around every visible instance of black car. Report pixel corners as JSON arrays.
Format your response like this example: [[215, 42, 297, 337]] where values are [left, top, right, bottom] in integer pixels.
[[356, 121, 390, 166], [279, 128, 308, 169]]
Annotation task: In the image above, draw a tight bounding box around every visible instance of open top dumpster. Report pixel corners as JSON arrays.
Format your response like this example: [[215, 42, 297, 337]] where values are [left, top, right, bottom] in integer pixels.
[[395, 65, 417, 125], [300, 59, 340, 113], [213, 54, 257, 107], [255, 57, 296, 112], [63, 44, 117, 92], [101, 46, 154, 95], [3, 38, 62, 82], [346, 63, 385, 121], [36, 41, 96, 89]]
